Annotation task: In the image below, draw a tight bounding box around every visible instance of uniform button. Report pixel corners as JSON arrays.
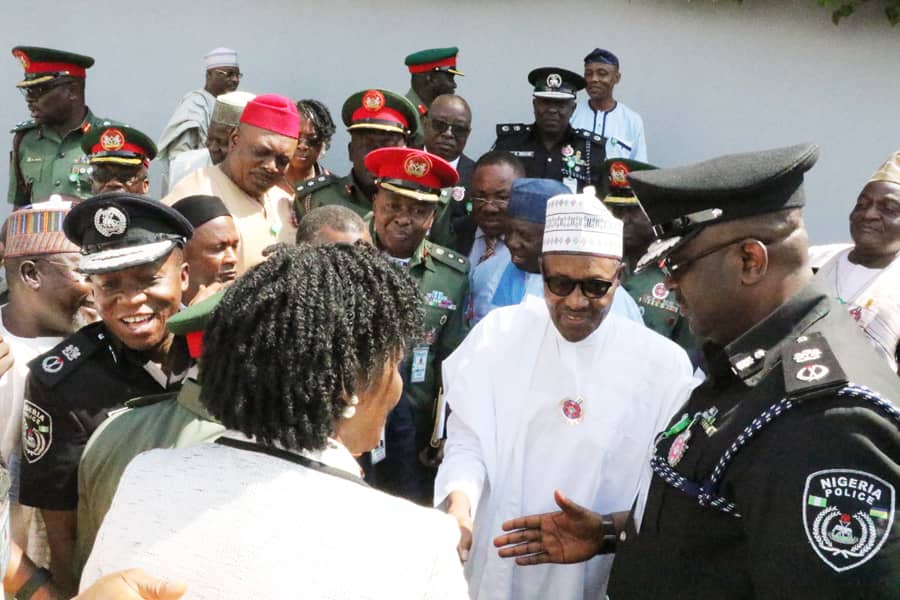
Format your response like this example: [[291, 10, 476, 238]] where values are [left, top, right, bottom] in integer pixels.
[[547, 157, 552, 162], [58, 152, 65, 158], [54, 180, 61, 186], [619, 531, 627, 542]]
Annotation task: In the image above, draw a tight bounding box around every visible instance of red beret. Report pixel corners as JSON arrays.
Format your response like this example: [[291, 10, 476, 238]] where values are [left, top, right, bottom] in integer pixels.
[[366, 147, 458, 203], [239, 94, 300, 138]]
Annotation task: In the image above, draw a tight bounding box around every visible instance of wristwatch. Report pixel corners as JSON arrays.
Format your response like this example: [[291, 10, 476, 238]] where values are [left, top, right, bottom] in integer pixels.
[[598, 513, 618, 555]]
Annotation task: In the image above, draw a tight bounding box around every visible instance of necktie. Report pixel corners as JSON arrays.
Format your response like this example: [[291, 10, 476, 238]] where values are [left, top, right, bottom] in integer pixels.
[[478, 236, 497, 264]]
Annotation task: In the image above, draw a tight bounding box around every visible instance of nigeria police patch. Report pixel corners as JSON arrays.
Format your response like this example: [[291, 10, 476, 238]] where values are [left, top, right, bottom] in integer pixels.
[[22, 400, 52, 464], [803, 469, 894, 572]]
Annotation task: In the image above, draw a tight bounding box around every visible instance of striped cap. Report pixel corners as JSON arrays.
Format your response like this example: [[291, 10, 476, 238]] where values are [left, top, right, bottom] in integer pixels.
[[4, 195, 79, 258]]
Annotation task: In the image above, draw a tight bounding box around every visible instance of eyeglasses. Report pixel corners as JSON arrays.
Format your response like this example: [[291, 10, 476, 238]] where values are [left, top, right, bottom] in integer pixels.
[[659, 238, 743, 278], [297, 135, 323, 148], [470, 194, 510, 209], [428, 118, 470, 137], [211, 69, 243, 80], [19, 78, 70, 99], [543, 275, 614, 299], [91, 166, 147, 187]]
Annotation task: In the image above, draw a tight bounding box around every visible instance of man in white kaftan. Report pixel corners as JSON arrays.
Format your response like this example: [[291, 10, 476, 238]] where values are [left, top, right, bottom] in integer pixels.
[[435, 189, 697, 600]]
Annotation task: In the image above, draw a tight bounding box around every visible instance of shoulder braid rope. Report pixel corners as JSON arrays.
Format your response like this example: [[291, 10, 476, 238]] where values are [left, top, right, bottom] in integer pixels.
[[649, 383, 900, 518]]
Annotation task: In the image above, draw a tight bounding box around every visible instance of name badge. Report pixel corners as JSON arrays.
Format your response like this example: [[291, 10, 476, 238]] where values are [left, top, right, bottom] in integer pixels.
[[511, 151, 535, 158], [411, 345, 429, 383], [370, 428, 386, 464]]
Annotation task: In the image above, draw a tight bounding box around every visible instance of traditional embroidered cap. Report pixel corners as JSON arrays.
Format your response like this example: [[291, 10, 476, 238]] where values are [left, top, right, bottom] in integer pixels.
[[601, 159, 658, 206], [63, 192, 194, 274], [404, 47, 464, 76], [11, 46, 94, 88], [239, 94, 300, 139], [211, 91, 256, 126], [507, 178, 571, 224], [543, 186, 623, 259], [528, 67, 586, 100], [203, 47, 239, 70], [630, 143, 819, 272], [366, 147, 458, 203], [172, 195, 232, 228], [584, 48, 619, 67], [167, 290, 224, 358], [4, 196, 80, 259], [342, 89, 419, 137], [81, 122, 157, 167], [867, 150, 900, 185]]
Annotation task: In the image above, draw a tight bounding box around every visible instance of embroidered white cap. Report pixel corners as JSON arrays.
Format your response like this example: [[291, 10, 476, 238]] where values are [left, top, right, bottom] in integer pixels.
[[542, 186, 623, 259], [204, 47, 239, 70]]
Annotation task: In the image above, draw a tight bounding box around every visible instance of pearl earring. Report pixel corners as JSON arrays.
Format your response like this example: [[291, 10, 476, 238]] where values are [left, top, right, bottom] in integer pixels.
[[342, 395, 359, 419]]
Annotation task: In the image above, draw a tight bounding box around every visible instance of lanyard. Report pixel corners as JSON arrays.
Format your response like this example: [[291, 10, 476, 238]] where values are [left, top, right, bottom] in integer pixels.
[[215, 437, 369, 488]]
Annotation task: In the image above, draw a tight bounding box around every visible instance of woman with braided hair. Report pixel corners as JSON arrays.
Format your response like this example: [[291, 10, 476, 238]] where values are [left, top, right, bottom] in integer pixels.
[[280, 99, 336, 201], [81, 243, 469, 600]]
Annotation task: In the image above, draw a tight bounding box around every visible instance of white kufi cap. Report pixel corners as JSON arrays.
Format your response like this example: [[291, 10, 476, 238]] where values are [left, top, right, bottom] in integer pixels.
[[542, 186, 623, 259], [204, 47, 239, 70]]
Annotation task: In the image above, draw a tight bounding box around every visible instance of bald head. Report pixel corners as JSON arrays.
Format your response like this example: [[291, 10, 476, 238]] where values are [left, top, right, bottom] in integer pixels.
[[423, 94, 472, 162], [296, 205, 372, 246]]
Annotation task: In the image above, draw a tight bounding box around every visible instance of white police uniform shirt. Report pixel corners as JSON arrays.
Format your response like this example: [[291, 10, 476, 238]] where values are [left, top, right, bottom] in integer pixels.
[[435, 296, 695, 600], [82, 434, 468, 600], [570, 101, 647, 161]]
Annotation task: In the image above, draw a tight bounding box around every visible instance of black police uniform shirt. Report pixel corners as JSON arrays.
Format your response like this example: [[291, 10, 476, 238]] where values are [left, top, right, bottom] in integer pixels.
[[491, 123, 606, 192], [19, 322, 185, 511], [607, 284, 900, 599]]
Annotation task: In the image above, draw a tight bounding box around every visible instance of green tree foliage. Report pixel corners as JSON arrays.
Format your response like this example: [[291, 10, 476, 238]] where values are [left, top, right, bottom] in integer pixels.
[[816, 0, 900, 25]]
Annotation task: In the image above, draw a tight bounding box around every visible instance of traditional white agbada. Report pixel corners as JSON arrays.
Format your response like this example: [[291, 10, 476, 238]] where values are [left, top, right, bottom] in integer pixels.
[[435, 296, 696, 600]]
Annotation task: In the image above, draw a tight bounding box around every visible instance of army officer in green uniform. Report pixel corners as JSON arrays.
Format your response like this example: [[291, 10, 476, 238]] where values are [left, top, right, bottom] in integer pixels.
[[601, 158, 699, 362], [403, 46, 463, 149], [8, 46, 111, 205], [365, 146, 469, 505], [295, 89, 418, 219], [81, 122, 157, 195]]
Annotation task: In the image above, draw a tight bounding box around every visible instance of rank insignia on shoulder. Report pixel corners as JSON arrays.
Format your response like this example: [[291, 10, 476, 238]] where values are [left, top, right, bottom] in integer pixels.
[[803, 468, 895, 572], [296, 173, 338, 196], [496, 123, 528, 136], [782, 332, 847, 399], [28, 325, 105, 388]]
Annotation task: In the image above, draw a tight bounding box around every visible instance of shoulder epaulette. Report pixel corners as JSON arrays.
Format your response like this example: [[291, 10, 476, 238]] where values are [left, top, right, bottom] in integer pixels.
[[781, 332, 848, 400], [125, 390, 180, 409], [27, 323, 109, 388], [10, 119, 37, 134], [496, 123, 530, 137], [427, 242, 469, 274], [296, 173, 340, 196], [574, 128, 605, 146]]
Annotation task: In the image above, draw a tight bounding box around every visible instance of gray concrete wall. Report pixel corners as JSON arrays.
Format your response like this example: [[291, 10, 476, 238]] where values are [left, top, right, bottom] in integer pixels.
[[1, 0, 897, 243]]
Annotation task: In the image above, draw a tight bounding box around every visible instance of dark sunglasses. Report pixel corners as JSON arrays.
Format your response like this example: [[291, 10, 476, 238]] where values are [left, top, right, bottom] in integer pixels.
[[659, 239, 743, 278], [296, 135, 323, 148], [543, 275, 614, 299], [20, 78, 70, 99], [429, 118, 470, 137], [91, 166, 147, 186]]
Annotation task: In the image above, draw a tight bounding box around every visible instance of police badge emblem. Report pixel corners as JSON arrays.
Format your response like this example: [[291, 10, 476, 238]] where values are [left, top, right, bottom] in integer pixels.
[[803, 469, 895, 572], [546, 73, 563, 89], [22, 400, 52, 464], [93, 206, 128, 237]]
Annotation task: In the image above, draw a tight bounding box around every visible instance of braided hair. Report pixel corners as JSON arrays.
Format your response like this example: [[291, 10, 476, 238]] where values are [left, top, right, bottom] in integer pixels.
[[200, 243, 424, 451], [296, 99, 336, 150]]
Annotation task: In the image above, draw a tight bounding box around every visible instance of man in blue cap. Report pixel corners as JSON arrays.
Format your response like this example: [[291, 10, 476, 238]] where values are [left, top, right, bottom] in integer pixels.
[[488, 178, 643, 322], [570, 48, 647, 161], [18, 192, 192, 594], [493, 67, 606, 194]]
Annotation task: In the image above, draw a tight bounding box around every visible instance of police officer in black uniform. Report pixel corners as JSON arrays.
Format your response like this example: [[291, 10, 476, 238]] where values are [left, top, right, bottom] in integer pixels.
[[492, 67, 605, 194], [492, 144, 900, 598], [18, 192, 192, 593]]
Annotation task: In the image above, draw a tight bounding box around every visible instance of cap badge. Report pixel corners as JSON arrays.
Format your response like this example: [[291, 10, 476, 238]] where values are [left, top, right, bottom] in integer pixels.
[[100, 128, 125, 151], [546, 73, 562, 89], [93, 206, 128, 237], [13, 49, 29, 70], [404, 154, 432, 179], [362, 90, 385, 112], [610, 162, 630, 187]]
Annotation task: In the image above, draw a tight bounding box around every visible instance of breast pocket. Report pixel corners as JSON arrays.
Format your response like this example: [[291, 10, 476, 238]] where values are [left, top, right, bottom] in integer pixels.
[[20, 155, 45, 185]]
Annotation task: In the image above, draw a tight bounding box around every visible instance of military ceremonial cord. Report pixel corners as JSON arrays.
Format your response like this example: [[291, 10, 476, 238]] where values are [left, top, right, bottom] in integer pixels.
[[649, 383, 900, 518]]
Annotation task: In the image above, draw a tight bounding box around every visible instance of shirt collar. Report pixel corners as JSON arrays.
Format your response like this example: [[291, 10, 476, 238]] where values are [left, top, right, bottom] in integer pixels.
[[220, 431, 362, 477]]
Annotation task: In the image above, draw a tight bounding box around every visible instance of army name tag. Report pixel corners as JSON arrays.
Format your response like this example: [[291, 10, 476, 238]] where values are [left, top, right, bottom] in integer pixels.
[[410, 345, 429, 383]]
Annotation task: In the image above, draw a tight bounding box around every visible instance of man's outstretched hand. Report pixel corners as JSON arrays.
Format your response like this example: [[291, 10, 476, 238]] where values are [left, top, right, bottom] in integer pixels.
[[493, 489, 604, 565], [74, 569, 187, 600]]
